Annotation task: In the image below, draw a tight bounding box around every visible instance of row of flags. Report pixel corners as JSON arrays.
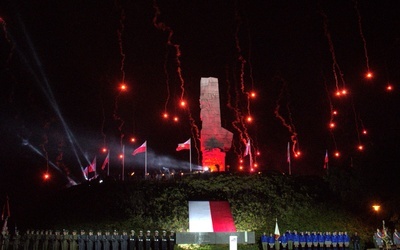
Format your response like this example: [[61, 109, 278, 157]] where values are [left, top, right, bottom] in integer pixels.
[[82, 139, 192, 179], [286, 142, 330, 171], [84, 139, 330, 178]]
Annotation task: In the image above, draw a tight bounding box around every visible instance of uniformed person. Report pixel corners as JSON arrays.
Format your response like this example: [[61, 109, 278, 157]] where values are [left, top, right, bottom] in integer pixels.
[[47, 231, 54, 250], [60, 230, 69, 250], [70, 231, 78, 250], [94, 231, 102, 250], [137, 231, 144, 250], [111, 230, 119, 250], [160, 231, 167, 250], [120, 231, 128, 250], [268, 233, 275, 250], [144, 231, 151, 250], [13, 230, 21, 250], [78, 230, 87, 250], [393, 229, 400, 249], [128, 230, 136, 250], [152, 231, 160, 250], [286, 231, 293, 250], [292, 231, 300, 250], [1, 229, 10, 250], [167, 231, 175, 250], [102, 231, 111, 250], [261, 232, 268, 250], [325, 232, 332, 249], [23, 230, 31, 250], [53, 230, 61, 250], [42, 231, 50, 250], [33, 230, 41, 250], [87, 230, 96, 250]]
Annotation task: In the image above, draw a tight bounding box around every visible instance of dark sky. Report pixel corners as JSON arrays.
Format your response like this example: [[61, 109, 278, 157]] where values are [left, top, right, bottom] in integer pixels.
[[1, 0, 400, 191]]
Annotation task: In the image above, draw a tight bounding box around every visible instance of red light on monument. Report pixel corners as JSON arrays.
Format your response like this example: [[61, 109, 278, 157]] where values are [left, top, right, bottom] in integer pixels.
[[365, 72, 373, 79], [246, 116, 253, 123], [329, 122, 336, 129], [173, 116, 179, 122], [239, 159, 243, 163], [386, 84, 393, 91], [294, 151, 301, 158], [254, 163, 258, 168], [180, 100, 186, 108], [332, 110, 338, 115], [362, 129, 367, 135], [256, 151, 260, 156], [162, 112, 169, 119], [357, 145, 364, 151], [250, 92, 256, 98], [119, 154, 124, 159], [341, 89, 348, 95], [102, 147, 108, 153], [334, 151, 340, 158], [239, 166, 243, 170], [130, 137, 136, 142]]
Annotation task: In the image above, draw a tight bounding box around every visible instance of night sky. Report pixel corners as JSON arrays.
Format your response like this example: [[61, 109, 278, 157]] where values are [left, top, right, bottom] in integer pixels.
[[1, 0, 400, 194]]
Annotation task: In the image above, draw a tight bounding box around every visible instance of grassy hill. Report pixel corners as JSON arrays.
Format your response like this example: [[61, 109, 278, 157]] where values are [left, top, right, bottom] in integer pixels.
[[19, 172, 380, 249]]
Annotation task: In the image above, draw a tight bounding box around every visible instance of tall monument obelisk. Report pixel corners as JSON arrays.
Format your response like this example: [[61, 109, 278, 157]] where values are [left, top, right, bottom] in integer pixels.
[[200, 77, 233, 172]]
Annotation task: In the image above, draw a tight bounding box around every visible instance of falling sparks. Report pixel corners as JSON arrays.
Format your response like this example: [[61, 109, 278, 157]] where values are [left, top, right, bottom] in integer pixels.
[[153, 0, 201, 162], [0, 17, 15, 64], [274, 78, 300, 156], [365, 71, 373, 79], [353, 0, 371, 73]]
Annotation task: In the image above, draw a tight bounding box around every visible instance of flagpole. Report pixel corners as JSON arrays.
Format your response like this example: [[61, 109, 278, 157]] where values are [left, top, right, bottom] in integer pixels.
[[94, 156, 97, 177], [189, 139, 192, 172], [122, 144, 125, 181], [145, 141, 148, 179], [249, 139, 253, 170], [107, 152, 110, 177], [287, 142, 292, 175]]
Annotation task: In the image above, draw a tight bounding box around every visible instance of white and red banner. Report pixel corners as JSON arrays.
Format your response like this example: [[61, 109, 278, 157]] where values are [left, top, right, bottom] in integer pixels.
[[189, 201, 236, 232], [133, 141, 147, 155], [176, 139, 190, 151]]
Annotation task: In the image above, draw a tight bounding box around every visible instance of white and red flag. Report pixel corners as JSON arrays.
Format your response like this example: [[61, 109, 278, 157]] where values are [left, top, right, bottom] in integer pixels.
[[243, 140, 251, 157], [324, 150, 329, 169], [188, 201, 236, 233], [88, 156, 96, 173], [274, 218, 280, 239], [133, 141, 147, 155], [176, 139, 190, 151], [1, 196, 10, 221], [101, 153, 109, 170]]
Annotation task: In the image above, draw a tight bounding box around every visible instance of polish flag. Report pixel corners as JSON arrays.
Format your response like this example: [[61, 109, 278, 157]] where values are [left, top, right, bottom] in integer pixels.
[[189, 201, 236, 232], [101, 153, 109, 170], [324, 150, 329, 169], [243, 140, 250, 157], [88, 157, 96, 173], [176, 139, 190, 151], [274, 218, 280, 239], [133, 141, 147, 155]]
